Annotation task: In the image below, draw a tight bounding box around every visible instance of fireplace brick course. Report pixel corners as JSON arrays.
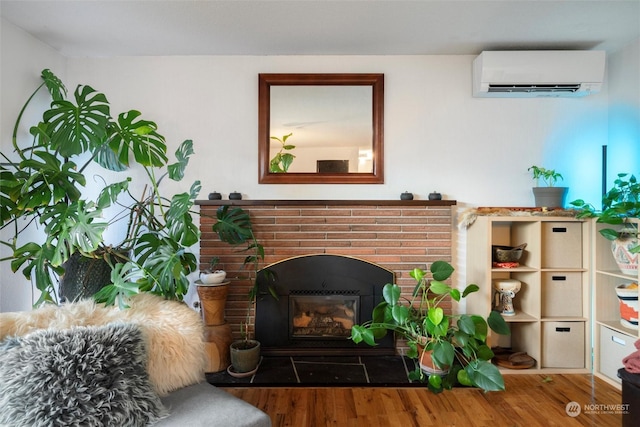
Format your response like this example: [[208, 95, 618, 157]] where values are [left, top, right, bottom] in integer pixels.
[[197, 200, 455, 351]]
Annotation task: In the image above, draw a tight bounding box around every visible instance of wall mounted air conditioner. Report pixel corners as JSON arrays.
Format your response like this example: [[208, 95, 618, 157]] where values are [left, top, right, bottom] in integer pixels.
[[472, 50, 606, 98]]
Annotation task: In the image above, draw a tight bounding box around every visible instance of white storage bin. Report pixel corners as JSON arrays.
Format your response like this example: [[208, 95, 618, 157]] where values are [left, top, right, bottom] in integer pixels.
[[541, 272, 582, 317], [542, 321, 585, 368], [541, 222, 582, 269], [599, 325, 636, 384]]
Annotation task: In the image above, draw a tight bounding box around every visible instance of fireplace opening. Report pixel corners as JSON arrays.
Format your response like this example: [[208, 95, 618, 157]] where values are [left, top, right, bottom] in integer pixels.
[[255, 254, 395, 356], [290, 293, 358, 339]]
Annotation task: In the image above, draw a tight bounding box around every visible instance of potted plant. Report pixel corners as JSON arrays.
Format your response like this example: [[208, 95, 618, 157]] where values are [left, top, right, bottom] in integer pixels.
[[269, 132, 296, 173], [528, 165, 568, 208], [0, 69, 200, 307], [571, 173, 639, 275], [350, 260, 510, 393], [209, 205, 275, 374], [199, 256, 227, 285]]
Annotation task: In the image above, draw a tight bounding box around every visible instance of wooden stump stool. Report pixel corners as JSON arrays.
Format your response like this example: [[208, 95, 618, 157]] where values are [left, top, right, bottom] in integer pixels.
[[196, 283, 232, 373]]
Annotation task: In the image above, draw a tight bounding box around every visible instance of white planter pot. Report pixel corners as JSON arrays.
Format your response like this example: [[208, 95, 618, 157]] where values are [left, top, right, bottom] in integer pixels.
[[611, 236, 639, 276], [532, 187, 568, 208], [199, 270, 227, 284]]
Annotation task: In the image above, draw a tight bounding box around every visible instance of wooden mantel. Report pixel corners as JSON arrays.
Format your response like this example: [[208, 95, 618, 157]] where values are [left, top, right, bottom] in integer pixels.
[[196, 199, 456, 206]]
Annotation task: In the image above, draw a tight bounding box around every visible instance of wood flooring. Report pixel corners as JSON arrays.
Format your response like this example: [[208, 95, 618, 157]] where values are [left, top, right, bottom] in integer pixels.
[[222, 374, 623, 427]]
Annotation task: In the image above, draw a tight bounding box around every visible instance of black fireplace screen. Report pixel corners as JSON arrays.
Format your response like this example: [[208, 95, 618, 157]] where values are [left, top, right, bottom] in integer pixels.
[[255, 254, 395, 356]]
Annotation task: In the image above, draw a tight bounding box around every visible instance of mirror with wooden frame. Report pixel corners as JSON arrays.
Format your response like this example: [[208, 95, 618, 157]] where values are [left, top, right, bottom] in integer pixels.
[[258, 73, 384, 184]]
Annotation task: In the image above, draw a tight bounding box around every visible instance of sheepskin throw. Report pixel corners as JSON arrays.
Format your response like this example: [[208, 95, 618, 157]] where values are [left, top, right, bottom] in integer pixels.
[[0, 323, 167, 427], [0, 293, 206, 396]]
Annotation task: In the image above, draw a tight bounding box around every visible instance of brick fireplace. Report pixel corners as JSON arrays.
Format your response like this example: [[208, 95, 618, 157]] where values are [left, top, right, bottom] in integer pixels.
[[197, 199, 455, 353]]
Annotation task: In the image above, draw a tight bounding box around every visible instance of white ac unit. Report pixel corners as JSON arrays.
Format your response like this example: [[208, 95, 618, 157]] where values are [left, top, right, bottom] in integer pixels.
[[472, 50, 606, 98]]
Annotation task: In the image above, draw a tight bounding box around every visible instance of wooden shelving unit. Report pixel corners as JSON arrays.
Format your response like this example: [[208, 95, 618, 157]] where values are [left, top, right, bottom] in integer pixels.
[[593, 218, 639, 389], [466, 215, 591, 374]]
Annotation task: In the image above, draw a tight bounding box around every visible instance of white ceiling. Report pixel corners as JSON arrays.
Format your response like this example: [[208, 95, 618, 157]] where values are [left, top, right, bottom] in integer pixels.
[[1, 0, 639, 57]]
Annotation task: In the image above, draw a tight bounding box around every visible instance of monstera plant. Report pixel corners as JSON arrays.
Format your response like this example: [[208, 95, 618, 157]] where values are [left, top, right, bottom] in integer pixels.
[[0, 69, 200, 307]]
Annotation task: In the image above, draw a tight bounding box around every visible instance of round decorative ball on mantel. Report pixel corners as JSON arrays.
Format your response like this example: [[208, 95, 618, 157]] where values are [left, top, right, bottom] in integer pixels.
[[229, 191, 242, 200], [400, 191, 414, 200], [428, 191, 442, 200], [208, 191, 222, 200]]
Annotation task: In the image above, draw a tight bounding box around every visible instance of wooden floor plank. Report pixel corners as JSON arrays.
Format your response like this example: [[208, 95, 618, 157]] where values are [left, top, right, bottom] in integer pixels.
[[222, 374, 623, 427]]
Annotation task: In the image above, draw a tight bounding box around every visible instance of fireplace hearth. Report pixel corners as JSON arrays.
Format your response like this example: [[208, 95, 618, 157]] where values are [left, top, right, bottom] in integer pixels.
[[255, 254, 395, 356]]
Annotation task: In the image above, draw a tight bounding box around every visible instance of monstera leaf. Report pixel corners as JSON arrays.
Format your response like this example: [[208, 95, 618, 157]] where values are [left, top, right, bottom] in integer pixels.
[[43, 85, 110, 157]]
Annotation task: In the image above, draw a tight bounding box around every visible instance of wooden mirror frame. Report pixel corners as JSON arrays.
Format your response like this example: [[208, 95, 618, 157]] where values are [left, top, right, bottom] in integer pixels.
[[258, 73, 384, 184]]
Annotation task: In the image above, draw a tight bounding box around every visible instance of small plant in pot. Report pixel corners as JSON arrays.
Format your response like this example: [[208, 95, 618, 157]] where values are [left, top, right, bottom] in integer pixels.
[[528, 165, 568, 208], [199, 256, 227, 285], [350, 261, 510, 393], [210, 205, 276, 375], [571, 173, 639, 276]]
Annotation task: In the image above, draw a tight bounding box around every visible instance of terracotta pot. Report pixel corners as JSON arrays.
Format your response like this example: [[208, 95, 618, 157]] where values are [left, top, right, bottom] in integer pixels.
[[419, 347, 450, 377]]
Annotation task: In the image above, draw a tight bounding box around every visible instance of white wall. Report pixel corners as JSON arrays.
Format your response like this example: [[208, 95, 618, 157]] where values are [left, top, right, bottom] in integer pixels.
[[3, 17, 638, 312], [606, 38, 640, 186], [0, 19, 66, 312]]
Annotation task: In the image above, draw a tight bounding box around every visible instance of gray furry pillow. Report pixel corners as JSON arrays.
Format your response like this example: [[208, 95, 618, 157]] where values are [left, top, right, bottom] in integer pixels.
[[0, 323, 167, 427]]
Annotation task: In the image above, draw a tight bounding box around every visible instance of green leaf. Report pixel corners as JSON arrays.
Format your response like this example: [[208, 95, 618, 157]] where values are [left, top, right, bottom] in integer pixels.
[[465, 360, 505, 391], [168, 140, 194, 181], [425, 315, 448, 338], [371, 301, 388, 323], [428, 307, 444, 326], [40, 200, 107, 266], [462, 284, 480, 297], [428, 374, 443, 390], [212, 205, 254, 244], [41, 69, 67, 101], [430, 260, 454, 281], [429, 280, 450, 295], [409, 268, 426, 282], [470, 315, 488, 341], [600, 228, 622, 241], [476, 344, 495, 361], [457, 315, 476, 336], [93, 262, 141, 307], [93, 138, 127, 171], [96, 179, 130, 209], [382, 283, 400, 305], [488, 310, 511, 335], [449, 288, 461, 302], [433, 341, 455, 368], [280, 153, 295, 172], [457, 368, 473, 386], [44, 85, 110, 157], [391, 305, 409, 324], [350, 325, 377, 346], [166, 181, 201, 246], [109, 110, 167, 168], [453, 330, 470, 348]]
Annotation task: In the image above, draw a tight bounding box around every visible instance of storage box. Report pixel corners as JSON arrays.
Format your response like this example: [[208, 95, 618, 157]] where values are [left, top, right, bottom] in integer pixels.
[[600, 325, 636, 384], [541, 222, 582, 268], [542, 321, 585, 368], [541, 272, 583, 317]]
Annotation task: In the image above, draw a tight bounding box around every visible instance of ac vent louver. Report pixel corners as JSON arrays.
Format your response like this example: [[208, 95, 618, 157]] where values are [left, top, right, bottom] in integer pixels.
[[488, 84, 582, 94]]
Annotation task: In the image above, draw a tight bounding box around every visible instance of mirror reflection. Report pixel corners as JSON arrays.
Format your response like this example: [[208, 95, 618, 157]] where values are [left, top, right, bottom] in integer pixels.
[[269, 85, 373, 173], [258, 73, 384, 184]]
